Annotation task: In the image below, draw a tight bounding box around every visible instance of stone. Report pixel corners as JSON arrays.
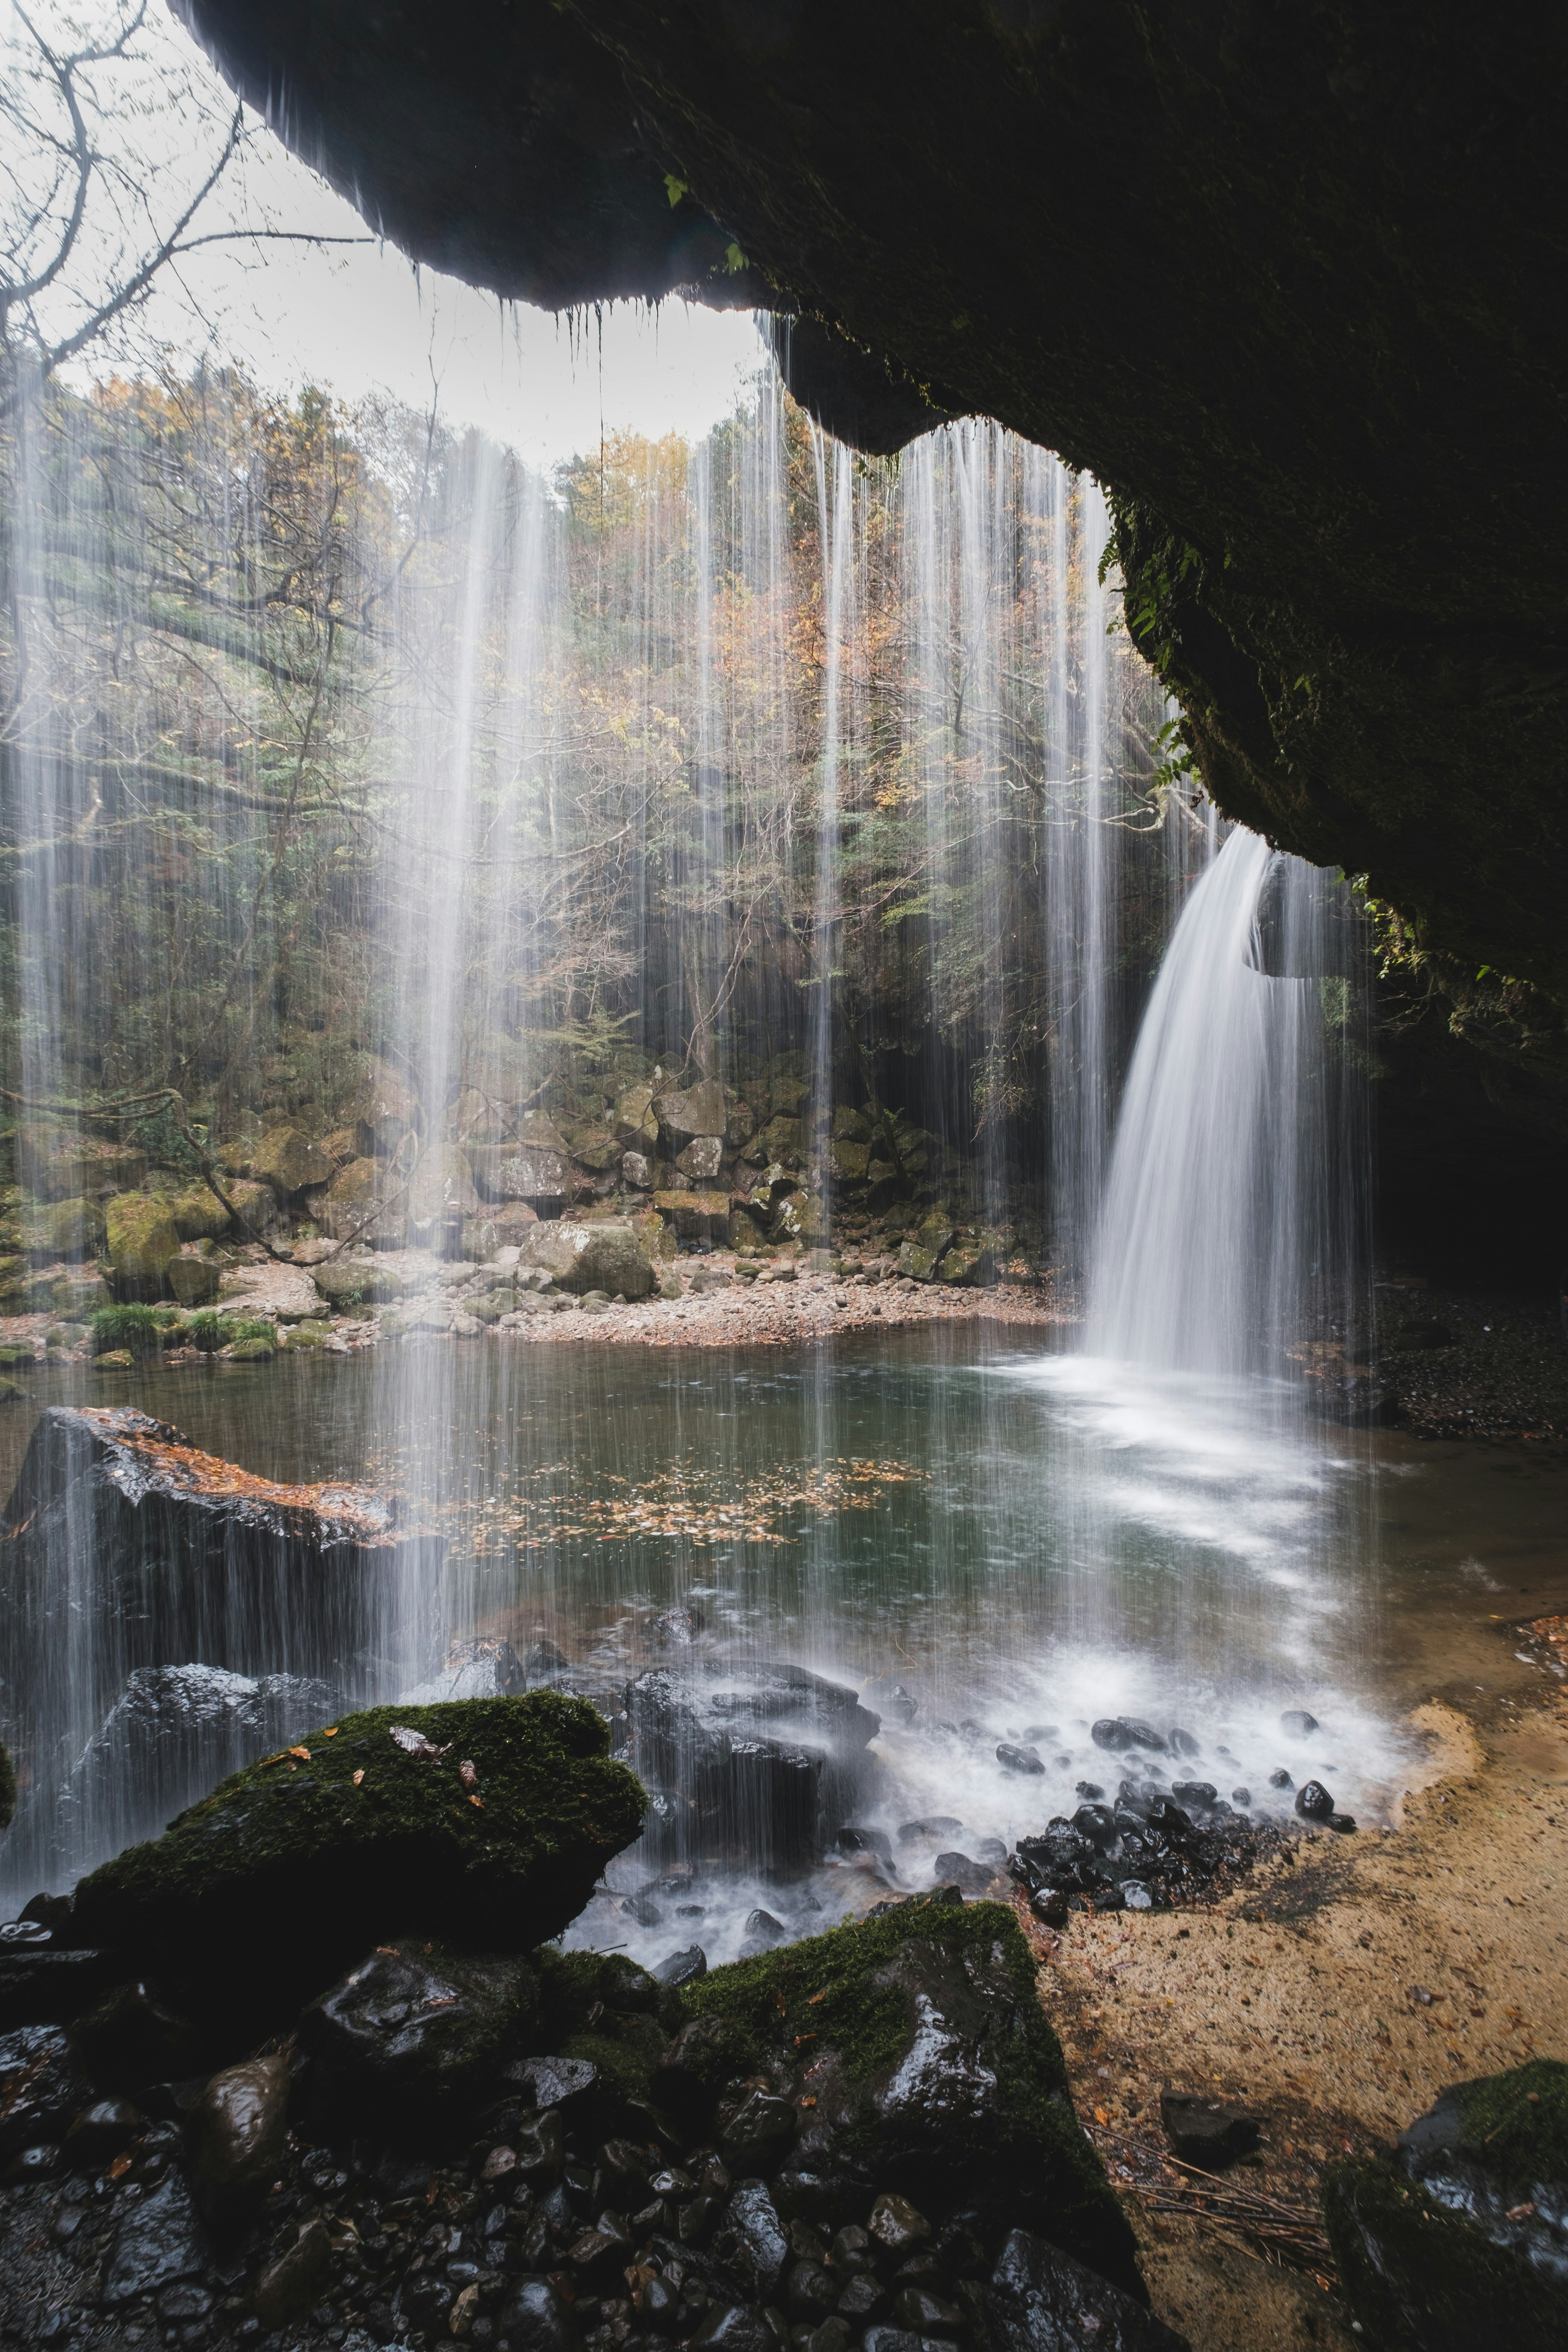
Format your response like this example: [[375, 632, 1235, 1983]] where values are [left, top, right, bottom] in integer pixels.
[[868, 2194, 930, 2255], [827, 1140, 870, 1184], [0, 1944, 122, 2029], [996, 1744, 1045, 1776], [69, 1693, 645, 2029], [251, 1127, 333, 1196], [165, 1185, 233, 1241], [1091, 1718, 1167, 1754], [678, 1136, 725, 1180], [517, 1217, 655, 1298], [300, 1945, 538, 2139], [739, 1907, 787, 1957], [1159, 2090, 1260, 2168], [58, 2092, 140, 2165], [321, 1156, 405, 1245], [653, 1187, 731, 1237], [221, 1175, 282, 1237], [622, 1152, 653, 1188], [183, 2052, 290, 2229], [310, 1254, 403, 1309], [1317, 2055, 1568, 2348], [254, 2217, 334, 2325], [1294, 1780, 1335, 1822], [67, 1980, 211, 2092], [689, 2309, 775, 2352], [20, 1196, 105, 1259], [104, 1195, 179, 1294], [101, 2172, 209, 2304], [1268, 1768, 1294, 1791], [347, 1056, 421, 1156], [988, 2227, 1188, 2352], [62, 1663, 343, 1887], [931, 1852, 996, 1896], [397, 1635, 528, 1706], [713, 2182, 789, 2299], [470, 1143, 571, 1204], [653, 1081, 727, 1144], [167, 1250, 222, 1306], [406, 1142, 479, 1242], [653, 1945, 708, 1989], [688, 1903, 1139, 2295], [613, 1084, 659, 1146], [1279, 1710, 1320, 1737], [498, 2275, 577, 2352], [0, 2027, 87, 2158], [0, 1408, 430, 1894]]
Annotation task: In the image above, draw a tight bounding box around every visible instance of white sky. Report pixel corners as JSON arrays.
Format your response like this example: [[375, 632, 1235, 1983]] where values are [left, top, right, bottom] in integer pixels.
[[16, 0, 769, 463]]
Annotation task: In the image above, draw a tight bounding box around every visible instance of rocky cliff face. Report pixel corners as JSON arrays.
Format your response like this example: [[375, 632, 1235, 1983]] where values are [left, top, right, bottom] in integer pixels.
[[177, 0, 1568, 1022]]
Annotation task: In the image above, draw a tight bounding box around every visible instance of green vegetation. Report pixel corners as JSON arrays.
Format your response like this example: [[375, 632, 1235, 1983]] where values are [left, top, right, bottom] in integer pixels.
[[89, 1303, 275, 1356], [1323, 2155, 1566, 2352]]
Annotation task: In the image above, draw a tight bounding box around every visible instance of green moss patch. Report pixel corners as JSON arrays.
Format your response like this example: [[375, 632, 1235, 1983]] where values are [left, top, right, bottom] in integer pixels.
[[70, 1693, 646, 2027], [1323, 2156, 1566, 2352], [1447, 2057, 1568, 2193]]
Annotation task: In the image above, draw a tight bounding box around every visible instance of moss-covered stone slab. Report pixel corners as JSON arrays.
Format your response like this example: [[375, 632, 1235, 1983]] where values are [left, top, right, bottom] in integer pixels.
[[166, 1186, 232, 1242], [665, 1896, 1141, 2300], [20, 1197, 105, 1259], [70, 1693, 646, 2022], [105, 1195, 178, 1292]]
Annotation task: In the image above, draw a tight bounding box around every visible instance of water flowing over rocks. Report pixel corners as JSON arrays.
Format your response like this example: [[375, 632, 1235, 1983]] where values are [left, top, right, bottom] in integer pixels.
[[0, 1408, 442, 1900]]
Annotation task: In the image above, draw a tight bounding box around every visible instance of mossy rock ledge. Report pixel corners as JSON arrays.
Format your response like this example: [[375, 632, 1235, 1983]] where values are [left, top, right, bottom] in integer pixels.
[[665, 1895, 1143, 2303], [1323, 2057, 1568, 2352], [67, 1693, 647, 2024]]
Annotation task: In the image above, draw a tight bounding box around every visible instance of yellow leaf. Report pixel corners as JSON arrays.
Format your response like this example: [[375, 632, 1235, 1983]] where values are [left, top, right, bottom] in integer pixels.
[[352, 1768, 365, 1786], [323, 1727, 339, 1737], [290, 1745, 311, 1760]]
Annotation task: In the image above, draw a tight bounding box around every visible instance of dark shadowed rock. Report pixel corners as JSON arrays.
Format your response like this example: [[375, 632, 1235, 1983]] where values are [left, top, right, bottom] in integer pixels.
[[0, 2026, 87, 2158], [1294, 1780, 1335, 1822], [989, 2228, 1187, 2350], [712, 2180, 789, 2299], [183, 2051, 292, 2228], [67, 1978, 212, 2092], [1091, 1719, 1167, 1754], [1159, 2090, 1261, 2169], [254, 2216, 334, 2325], [654, 1944, 708, 1989], [300, 1946, 535, 2139], [499, 2275, 579, 2352], [101, 2171, 209, 2303]]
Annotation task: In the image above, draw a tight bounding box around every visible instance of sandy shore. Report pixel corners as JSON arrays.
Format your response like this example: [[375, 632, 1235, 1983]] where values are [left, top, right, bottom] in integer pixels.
[[494, 1263, 1067, 1348], [1033, 1661, 1568, 2350]]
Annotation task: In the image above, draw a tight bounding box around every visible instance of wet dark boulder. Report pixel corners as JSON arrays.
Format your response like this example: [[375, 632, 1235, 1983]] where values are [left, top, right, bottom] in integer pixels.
[[298, 1945, 538, 2141], [989, 2227, 1189, 2352], [59, 1662, 343, 1879], [1091, 1719, 1167, 1755], [67, 1692, 646, 2028], [183, 2050, 291, 2229], [100, 2169, 211, 2304], [0, 1405, 442, 1891], [677, 1898, 1142, 2299], [1294, 1780, 1335, 1823], [1323, 2058, 1568, 2352], [625, 1664, 879, 1871], [0, 2025, 88, 2158], [66, 1977, 214, 2093]]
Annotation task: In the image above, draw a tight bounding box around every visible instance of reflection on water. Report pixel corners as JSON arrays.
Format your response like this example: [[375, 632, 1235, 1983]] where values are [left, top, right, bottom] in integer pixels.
[[4, 1329, 1566, 1942]]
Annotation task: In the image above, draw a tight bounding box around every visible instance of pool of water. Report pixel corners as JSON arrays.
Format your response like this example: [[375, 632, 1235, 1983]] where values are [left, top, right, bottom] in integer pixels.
[[5, 1327, 1566, 1953]]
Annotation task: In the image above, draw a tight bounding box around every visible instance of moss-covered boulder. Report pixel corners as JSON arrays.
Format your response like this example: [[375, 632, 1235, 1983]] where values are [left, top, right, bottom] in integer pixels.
[[105, 1195, 178, 1295], [167, 1251, 222, 1307], [167, 1186, 232, 1243], [310, 1254, 403, 1310], [666, 1896, 1142, 2300], [68, 1694, 647, 2023], [1323, 2059, 1568, 2352], [321, 1156, 404, 1245], [518, 1217, 655, 1297], [252, 1127, 333, 1197], [223, 1176, 280, 1237], [21, 1197, 105, 1260]]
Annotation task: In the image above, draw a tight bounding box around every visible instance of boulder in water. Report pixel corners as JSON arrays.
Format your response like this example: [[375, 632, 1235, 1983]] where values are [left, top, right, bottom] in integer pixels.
[[67, 1691, 646, 2028], [60, 1663, 343, 1870], [398, 1635, 528, 1706], [0, 1406, 439, 1895], [518, 1218, 655, 1298]]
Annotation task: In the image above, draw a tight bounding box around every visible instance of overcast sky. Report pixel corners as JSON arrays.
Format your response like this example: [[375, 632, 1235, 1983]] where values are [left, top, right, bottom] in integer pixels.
[[14, 0, 769, 463]]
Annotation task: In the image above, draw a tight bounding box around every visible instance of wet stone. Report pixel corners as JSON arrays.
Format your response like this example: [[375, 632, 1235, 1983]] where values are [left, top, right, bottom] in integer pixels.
[[1090, 1718, 1167, 1755], [931, 1853, 996, 1896], [1280, 1710, 1320, 1737], [1294, 1780, 1335, 1822], [101, 2171, 209, 2303], [995, 1745, 1044, 1776], [653, 1945, 708, 1989], [989, 2227, 1192, 2352], [1159, 2090, 1261, 2168]]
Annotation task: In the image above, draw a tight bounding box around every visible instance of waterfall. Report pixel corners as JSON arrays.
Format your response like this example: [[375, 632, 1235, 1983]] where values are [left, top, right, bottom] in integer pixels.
[[1087, 828, 1367, 1388]]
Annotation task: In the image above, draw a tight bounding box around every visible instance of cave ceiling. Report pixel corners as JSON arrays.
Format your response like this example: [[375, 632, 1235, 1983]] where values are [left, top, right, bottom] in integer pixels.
[[175, 0, 1568, 1011]]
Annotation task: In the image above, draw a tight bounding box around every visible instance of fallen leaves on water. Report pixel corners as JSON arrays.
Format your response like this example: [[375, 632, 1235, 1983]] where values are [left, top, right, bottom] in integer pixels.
[[446, 1455, 930, 1556]]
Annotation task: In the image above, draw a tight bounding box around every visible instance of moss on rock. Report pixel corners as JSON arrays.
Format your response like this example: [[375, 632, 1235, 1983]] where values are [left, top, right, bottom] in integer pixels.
[[105, 1195, 178, 1293], [69, 1693, 646, 2024], [675, 1897, 1138, 2296], [1323, 2155, 1565, 2352]]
